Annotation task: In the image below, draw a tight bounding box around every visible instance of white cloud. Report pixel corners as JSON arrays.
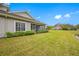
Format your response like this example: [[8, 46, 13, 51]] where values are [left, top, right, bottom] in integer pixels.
[[54, 11, 79, 20], [64, 14, 71, 18], [54, 15, 62, 19], [63, 11, 79, 18]]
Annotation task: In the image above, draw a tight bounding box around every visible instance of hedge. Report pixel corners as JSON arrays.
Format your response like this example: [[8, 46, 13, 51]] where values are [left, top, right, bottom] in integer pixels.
[[36, 30, 48, 33], [6, 31, 35, 38], [6, 30, 48, 38]]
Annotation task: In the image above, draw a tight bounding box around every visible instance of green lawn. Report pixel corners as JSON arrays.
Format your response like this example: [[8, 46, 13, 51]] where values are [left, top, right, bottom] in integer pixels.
[[0, 30, 79, 56]]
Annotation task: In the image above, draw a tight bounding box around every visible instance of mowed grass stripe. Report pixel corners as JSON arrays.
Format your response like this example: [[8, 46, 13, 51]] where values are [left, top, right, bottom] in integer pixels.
[[0, 30, 79, 56]]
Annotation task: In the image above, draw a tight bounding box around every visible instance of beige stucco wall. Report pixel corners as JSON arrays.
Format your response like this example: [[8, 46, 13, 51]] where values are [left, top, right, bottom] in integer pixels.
[[0, 7, 8, 12], [14, 20, 31, 31], [0, 17, 15, 37], [5, 18, 15, 32], [0, 17, 6, 37], [0, 17, 31, 37], [40, 26, 45, 30], [6, 19, 31, 32]]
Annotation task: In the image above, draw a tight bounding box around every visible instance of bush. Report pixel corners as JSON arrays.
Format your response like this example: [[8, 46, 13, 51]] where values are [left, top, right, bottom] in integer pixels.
[[24, 31, 35, 35], [15, 31, 25, 36], [6, 32, 14, 38], [47, 26, 54, 30], [6, 30, 48, 38], [36, 30, 48, 33], [75, 34, 79, 36], [54, 24, 77, 30], [6, 31, 35, 38]]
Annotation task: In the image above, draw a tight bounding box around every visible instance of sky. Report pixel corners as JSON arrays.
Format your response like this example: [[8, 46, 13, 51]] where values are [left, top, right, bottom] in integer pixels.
[[10, 3, 79, 26]]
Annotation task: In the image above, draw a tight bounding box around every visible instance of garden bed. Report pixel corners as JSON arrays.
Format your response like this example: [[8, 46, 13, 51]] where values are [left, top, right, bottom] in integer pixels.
[[75, 34, 79, 40]]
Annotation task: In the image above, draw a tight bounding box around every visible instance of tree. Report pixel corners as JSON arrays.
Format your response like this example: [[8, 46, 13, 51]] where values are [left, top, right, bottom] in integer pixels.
[[46, 26, 54, 30], [58, 24, 76, 30], [75, 24, 79, 30]]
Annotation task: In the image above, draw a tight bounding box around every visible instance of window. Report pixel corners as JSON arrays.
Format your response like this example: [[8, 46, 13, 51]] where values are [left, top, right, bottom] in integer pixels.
[[31, 24, 36, 31], [16, 22, 25, 31], [0, 10, 6, 13]]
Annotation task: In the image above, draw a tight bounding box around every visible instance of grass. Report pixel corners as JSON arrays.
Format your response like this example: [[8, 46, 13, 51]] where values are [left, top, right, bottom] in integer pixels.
[[0, 30, 79, 56]]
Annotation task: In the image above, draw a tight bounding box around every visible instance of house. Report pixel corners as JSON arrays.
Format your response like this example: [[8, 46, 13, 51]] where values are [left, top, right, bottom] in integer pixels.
[[54, 24, 62, 30], [0, 3, 46, 38]]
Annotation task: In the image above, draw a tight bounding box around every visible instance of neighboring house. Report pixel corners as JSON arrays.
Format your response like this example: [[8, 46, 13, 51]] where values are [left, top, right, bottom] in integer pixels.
[[0, 3, 46, 37], [54, 24, 62, 30]]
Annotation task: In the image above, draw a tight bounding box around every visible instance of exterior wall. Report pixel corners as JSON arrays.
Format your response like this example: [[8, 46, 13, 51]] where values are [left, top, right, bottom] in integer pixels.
[[25, 21, 31, 31], [0, 7, 8, 12], [0, 17, 15, 37], [6, 18, 15, 32], [0, 17, 31, 37], [45, 25, 47, 29], [14, 20, 31, 31], [36, 25, 40, 31], [0, 17, 6, 37], [54, 25, 62, 30], [0, 16, 45, 38], [40, 25, 45, 30], [5, 18, 31, 32]]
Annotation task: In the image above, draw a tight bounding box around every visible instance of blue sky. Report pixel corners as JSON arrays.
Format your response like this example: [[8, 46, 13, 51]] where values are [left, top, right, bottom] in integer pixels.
[[10, 3, 79, 25]]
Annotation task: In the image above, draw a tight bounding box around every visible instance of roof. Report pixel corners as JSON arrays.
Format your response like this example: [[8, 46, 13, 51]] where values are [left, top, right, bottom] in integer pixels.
[[0, 3, 9, 8], [13, 11, 33, 19], [0, 12, 45, 25]]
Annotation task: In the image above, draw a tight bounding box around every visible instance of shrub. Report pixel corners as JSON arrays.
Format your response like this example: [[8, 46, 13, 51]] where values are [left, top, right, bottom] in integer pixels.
[[15, 31, 25, 36], [24, 31, 35, 35], [75, 34, 79, 36], [6, 32, 14, 38], [6, 31, 35, 38], [36, 30, 48, 33], [47, 26, 54, 30]]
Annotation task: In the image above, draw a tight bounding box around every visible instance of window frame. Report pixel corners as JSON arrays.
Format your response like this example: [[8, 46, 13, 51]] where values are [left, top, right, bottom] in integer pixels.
[[16, 22, 25, 31]]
